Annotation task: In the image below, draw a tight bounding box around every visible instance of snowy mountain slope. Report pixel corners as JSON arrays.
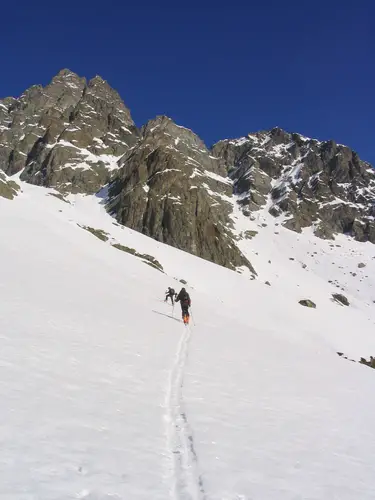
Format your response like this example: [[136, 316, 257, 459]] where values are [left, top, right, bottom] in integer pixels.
[[1, 180, 375, 499]]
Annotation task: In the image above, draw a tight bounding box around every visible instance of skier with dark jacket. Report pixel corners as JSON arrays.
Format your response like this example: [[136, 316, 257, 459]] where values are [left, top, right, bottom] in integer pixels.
[[175, 287, 191, 324], [165, 287, 176, 305]]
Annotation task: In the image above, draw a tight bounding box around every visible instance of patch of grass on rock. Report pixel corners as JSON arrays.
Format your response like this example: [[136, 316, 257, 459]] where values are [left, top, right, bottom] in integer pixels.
[[299, 299, 316, 308], [112, 243, 164, 272], [49, 193, 70, 204], [80, 225, 109, 242]]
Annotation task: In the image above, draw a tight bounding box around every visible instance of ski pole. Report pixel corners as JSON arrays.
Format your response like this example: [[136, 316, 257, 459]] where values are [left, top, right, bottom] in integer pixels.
[[190, 308, 196, 326]]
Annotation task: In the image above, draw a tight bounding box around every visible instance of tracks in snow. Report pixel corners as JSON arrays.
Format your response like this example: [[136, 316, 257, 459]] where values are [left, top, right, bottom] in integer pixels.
[[165, 324, 206, 500]]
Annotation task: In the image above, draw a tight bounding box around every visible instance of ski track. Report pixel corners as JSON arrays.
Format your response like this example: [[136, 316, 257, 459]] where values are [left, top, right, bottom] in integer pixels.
[[165, 321, 206, 500]]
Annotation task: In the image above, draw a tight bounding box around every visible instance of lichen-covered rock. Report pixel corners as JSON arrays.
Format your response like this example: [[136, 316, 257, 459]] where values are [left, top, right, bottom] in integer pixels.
[[80, 225, 109, 242], [299, 299, 316, 308], [107, 116, 256, 274]]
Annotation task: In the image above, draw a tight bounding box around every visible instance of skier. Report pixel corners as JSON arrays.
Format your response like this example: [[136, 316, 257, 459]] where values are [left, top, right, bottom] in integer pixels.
[[165, 287, 176, 305], [175, 287, 191, 324]]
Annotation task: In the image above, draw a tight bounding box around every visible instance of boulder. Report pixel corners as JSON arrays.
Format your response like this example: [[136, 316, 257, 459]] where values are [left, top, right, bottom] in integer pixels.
[[299, 299, 316, 308], [332, 293, 350, 306]]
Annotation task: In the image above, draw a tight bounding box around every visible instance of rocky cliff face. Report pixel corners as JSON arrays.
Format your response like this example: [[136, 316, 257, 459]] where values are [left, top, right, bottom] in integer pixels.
[[213, 128, 375, 242], [0, 69, 138, 193], [2, 69, 375, 272], [107, 116, 255, 273]]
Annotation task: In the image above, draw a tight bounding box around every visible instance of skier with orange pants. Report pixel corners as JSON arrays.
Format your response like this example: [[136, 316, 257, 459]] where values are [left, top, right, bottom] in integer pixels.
[[175, 287, 191, 324]]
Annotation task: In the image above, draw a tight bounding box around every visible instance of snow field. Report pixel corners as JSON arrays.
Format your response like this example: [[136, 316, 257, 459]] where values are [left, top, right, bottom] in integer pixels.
[[0, 182, 375, 499]]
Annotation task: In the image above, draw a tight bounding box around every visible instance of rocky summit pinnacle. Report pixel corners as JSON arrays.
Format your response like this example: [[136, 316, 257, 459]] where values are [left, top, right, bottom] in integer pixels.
[[107, 115, 255, 272], [1, 70, 375, 272], [0, 69, 138, 193]]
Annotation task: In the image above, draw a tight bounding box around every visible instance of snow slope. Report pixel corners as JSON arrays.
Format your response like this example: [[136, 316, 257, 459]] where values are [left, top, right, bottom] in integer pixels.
[[1, 181, 375, 499]]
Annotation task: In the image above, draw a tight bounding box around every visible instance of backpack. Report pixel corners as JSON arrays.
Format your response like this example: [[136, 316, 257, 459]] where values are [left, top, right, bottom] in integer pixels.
[[180, 291, 190, 305]]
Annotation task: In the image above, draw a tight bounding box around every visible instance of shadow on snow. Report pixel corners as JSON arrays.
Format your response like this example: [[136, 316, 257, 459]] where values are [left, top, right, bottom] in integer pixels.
[[152, 310, 182, 323]]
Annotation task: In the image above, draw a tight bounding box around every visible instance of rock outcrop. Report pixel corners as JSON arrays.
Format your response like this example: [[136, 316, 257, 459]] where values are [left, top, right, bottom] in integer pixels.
[[0, 171, 20, 200], [0, 69, 138, 193], [107, 116, 255, 273], [213, 128, 375, 243], [299, 299, 316, 308], [332, 293, 350, 306]]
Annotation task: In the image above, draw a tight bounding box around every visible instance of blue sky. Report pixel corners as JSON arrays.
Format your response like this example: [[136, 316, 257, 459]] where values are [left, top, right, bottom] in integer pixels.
[[1, 0, 374, 163]]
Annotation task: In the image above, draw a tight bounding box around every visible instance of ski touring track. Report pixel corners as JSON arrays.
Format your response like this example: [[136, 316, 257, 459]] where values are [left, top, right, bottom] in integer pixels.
[[164, 320, 206, 500]]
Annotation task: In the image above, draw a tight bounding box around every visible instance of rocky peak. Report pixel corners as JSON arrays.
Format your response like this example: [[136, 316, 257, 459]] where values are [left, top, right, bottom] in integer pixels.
[[51, 68, 86, 86], [87, 75, 126, 105], [139, 116, 225, 176], [143, 115, 201, 142], [213, 129, 375, 243], [107, 116, 255, 273], [0, 69, 138, 193]]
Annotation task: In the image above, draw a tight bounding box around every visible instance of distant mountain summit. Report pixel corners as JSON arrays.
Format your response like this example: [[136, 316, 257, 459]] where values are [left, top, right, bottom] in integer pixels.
[[213, 128, 375, 243], [1, 70, 375, 273]]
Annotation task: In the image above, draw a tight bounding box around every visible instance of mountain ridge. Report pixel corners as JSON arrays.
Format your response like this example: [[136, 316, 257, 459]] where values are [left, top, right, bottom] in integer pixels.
[[1, 69, 375, 273]]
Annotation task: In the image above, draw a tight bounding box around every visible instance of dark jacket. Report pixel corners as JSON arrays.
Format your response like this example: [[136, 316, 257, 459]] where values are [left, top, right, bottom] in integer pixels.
[[176, 288, 191, 307]]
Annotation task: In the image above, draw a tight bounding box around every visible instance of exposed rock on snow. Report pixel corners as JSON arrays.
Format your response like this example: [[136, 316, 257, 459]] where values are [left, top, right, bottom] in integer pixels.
[[299, 299, 317, 308], [112, 243, 164, 272], [359, 356, 375, 369], [332, 293, 350, 306], [0, 171, 20, 199]]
